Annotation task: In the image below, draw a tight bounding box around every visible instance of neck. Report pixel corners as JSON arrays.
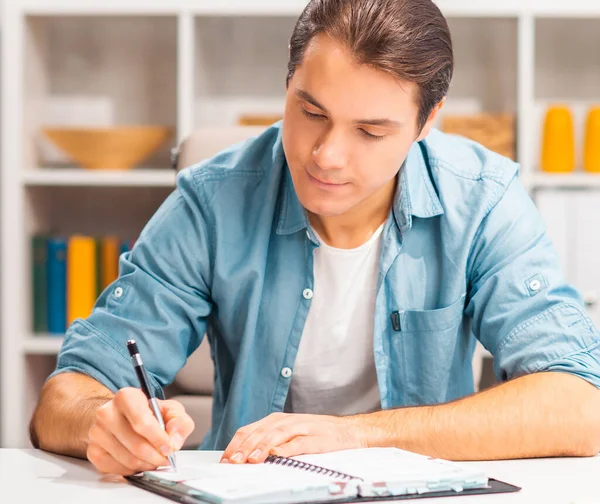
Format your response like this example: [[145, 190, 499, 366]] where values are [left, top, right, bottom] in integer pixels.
[[308, 177, 396, 249]]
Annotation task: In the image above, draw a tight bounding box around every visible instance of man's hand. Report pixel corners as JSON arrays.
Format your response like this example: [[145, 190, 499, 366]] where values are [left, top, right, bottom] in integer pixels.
[[87, 388, 195, 475], [220, 413, 367, 464]]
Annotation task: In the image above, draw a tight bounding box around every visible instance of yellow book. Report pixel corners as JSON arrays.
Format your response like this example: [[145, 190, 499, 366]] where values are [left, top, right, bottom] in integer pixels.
[[67, 235, 97, 326], [101, 236, 120, 290]]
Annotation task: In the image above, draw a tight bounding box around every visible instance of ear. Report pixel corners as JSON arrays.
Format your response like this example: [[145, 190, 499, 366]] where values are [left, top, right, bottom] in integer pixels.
[[415, 98, 446, 142]]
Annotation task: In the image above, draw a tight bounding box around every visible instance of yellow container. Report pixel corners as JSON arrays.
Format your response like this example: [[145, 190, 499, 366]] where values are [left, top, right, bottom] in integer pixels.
[[584, 107, 600, 173], [540, 106, 576, 173]]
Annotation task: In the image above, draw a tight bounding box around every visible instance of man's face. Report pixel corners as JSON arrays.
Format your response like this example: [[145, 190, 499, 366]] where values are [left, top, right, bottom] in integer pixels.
[[282, 33, 431, 218]]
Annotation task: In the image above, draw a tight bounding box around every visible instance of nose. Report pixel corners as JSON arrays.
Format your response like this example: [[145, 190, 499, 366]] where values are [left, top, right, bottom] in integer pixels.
[[312, 127, 348, 171]]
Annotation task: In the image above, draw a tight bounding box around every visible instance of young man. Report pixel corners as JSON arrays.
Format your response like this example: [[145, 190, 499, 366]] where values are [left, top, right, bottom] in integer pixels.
[[31, 0, 600, 476]]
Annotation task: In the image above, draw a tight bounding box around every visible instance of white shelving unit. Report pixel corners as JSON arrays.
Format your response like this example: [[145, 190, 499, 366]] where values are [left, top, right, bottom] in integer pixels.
[[22, 337, 64, 356], [23, 169, 177, 187], [526, 173, 600, 190], [2, 0, 600, 447]]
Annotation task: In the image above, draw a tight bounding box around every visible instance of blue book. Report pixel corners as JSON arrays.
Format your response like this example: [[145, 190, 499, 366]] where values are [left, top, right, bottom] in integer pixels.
[[119, 239, 133, 256], [47, 237, 67, 335]]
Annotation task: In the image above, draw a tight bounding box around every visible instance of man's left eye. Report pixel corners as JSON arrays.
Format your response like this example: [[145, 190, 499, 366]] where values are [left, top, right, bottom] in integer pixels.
[[360, 129, 386, 141]]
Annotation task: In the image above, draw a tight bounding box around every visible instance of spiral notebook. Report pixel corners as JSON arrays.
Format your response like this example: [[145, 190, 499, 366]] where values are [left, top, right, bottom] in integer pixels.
[[127, 447, 520, 504]]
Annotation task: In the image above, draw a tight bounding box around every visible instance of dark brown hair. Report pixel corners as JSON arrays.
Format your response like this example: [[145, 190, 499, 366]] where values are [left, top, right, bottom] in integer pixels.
[[287, 0, 453, 132]]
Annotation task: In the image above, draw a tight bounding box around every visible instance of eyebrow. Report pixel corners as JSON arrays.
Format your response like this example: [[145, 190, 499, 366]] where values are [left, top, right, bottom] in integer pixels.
[[295, 88, 403, 128]]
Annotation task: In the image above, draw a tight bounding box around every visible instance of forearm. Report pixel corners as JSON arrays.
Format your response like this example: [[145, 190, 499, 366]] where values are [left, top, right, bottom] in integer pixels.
[[30, 372, 113, 459], [359, 372, 600, 460]]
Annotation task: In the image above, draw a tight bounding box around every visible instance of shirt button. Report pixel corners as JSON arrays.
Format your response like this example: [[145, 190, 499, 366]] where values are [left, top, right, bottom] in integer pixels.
[[281, 367, 293, 378], [529, 280, 541, 292], [584, 290, 598, 307], [303, 288, 314, 300], [114, 287, 123, 298]]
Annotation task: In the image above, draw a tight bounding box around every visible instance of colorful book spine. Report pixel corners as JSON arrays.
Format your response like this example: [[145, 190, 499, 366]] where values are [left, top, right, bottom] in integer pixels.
[[95, 238, 103, 299], [101, 236, 119, 290], [67, 236, 97, 326], [47, 237, 67, 335], [119, 239, 134, 256], [32, 235, 48, 333]]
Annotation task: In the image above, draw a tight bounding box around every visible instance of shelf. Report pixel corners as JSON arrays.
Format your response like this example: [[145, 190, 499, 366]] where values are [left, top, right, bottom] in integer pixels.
[[13, 0, 519, 17], [23, 169, 177, 187], [14, 0, 600, 18], [23, 336, 64, 355], [18, 0, 182, 15], [526, 173, 600, 189], [17, 0, 308, 16]]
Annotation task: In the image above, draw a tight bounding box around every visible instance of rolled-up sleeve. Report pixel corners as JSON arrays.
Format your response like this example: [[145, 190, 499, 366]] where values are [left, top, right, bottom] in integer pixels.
[[465, 175, 600, 387], [50, 169, 214, 397]]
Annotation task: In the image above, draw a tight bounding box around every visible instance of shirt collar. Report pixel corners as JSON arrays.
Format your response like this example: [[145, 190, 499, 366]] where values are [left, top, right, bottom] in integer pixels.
[[393, 139, 444, 234], [276, 138, 444, 237]]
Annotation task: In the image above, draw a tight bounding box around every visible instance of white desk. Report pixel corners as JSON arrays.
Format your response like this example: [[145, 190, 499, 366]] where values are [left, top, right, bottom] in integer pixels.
[[0, 449, 597, 504]]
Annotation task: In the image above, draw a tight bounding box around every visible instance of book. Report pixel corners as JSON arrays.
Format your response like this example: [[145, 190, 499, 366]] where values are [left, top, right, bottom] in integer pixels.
[[47, 237, 67, 335], [95, 237, 103, 299], [32, 235, 48, 333], [100, 236, 119, 291], [119, 238, 135, 258], [127, 448, 520, 504], [67, 235, 97, 326]]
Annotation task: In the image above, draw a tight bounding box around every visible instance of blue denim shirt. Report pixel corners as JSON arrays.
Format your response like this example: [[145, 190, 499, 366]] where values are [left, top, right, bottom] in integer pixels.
[[52, 123, 600, 449]]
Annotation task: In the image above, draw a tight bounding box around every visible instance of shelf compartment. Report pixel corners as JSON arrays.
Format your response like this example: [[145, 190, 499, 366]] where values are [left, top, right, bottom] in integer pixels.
[[24, 15, 178, 171], [194, 15, 295, 127], [25, 185, 173, 238]]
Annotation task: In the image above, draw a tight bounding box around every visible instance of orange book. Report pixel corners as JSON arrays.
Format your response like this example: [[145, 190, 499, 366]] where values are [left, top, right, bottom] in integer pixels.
[[67, 236, 97, 326], [101, 236, 120, 290]]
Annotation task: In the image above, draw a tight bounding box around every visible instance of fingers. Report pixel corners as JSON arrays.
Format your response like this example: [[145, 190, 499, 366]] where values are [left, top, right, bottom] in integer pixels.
[[114, 388, 171, 455], [222, 414, 308, 464], [88, 423, 161, 474], [220, 418, 266, 463], [95, 400, 170, 468], [87, 389, 187, 476], [271, 436, 324, 458], [87, 444, 134, 476], [244, 423, 306, 463], [161, 399, 195, 451]]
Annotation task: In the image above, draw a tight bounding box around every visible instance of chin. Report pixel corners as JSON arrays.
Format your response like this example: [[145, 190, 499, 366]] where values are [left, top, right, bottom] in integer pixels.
[[298, 194, 351, 217]]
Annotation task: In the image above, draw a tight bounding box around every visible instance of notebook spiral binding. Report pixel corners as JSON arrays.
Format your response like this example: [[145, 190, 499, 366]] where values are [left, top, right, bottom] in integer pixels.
[[265, 455, 361, 481]]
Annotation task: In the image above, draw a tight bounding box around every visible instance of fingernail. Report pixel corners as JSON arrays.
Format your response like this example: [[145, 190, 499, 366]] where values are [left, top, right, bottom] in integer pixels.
[[249, 449, 261, 461], [160, 445, 172, 457], [230, 452, 243, 463], [220, 458, 229, 464], [170, 433, 183, 451]]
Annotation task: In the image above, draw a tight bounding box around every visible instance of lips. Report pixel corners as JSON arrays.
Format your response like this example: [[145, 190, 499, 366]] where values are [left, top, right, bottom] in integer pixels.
[[306, 171, 346, 186]]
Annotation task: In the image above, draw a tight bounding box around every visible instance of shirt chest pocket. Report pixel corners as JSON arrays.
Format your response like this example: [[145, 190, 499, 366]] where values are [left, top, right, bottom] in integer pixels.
[[397, 293, 466, 333], [388, 294, 473, 407]]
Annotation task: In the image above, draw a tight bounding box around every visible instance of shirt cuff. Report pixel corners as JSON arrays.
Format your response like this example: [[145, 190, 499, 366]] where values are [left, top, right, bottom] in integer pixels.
[[49, 319, 165, 399]]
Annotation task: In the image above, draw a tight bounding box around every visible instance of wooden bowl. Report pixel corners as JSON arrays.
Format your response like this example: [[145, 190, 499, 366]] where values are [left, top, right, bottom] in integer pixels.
[[238, 114, 283, 126], [42, 126, 173, 170]]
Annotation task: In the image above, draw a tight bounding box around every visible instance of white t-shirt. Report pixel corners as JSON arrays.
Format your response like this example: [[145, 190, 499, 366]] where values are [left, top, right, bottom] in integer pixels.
[[284, 224, 384, 416]]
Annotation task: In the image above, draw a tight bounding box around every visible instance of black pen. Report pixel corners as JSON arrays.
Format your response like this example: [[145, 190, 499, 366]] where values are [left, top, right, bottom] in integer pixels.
[[126, 339, 177, 471]]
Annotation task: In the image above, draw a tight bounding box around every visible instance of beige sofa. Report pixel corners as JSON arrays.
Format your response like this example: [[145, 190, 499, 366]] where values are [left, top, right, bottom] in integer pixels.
[[165, 338, 214, 448]]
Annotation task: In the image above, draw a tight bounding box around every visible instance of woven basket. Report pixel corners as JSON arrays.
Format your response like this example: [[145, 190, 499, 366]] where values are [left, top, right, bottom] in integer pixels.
[[441, 113, 516, 160], [43, 126, 173, 170]]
